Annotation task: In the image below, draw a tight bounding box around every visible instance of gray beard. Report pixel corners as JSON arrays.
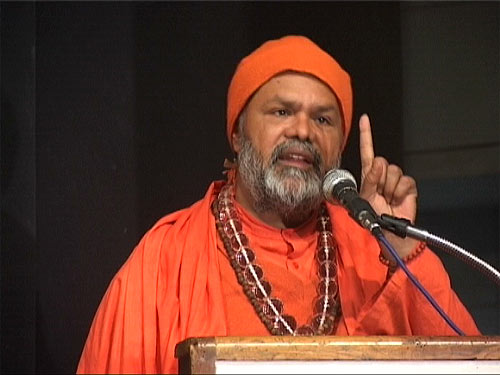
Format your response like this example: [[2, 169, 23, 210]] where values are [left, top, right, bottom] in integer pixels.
[[237, 135, 336, 227]]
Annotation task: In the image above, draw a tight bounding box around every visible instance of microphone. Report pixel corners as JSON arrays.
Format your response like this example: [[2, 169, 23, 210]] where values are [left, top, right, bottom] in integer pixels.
[[322, 169, 381, 233]]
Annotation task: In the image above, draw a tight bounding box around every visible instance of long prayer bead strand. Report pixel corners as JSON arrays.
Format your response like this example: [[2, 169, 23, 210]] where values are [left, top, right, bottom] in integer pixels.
[[213, 184, 342, 336]]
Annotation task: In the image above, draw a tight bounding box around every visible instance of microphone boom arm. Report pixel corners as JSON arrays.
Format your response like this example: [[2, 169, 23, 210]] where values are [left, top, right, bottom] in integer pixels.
[[379, 214, 500, 286]]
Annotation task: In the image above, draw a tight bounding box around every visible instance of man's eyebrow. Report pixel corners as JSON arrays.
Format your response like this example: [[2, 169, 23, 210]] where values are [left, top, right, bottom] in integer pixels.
[[266, 95, 299, 107], [314, 105, 338, 113]]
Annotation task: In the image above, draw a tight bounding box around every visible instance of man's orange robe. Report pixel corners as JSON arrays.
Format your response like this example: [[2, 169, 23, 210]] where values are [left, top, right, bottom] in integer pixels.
[[77, 181, 480, 374]]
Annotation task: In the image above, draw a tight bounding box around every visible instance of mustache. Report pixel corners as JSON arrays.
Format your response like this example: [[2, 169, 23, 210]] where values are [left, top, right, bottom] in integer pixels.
[[269, 139, 323, 175]]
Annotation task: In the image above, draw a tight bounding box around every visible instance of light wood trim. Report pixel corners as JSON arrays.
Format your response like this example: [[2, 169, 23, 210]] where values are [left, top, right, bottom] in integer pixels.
[[176, 336, 500, 365], [214, 336, 500, 360]]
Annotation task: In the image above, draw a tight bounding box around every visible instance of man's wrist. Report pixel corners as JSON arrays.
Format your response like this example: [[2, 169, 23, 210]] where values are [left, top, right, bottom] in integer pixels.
[[379, 240, 427, 274]]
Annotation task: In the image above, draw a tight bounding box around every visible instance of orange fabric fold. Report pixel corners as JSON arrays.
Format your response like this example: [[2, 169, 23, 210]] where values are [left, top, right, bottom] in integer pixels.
[[77, 181, 480, 374], [77, 182, 227, 374]]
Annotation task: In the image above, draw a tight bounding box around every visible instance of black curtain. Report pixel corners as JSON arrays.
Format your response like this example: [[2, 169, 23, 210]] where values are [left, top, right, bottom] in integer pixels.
[[8, 2, 494, 374]]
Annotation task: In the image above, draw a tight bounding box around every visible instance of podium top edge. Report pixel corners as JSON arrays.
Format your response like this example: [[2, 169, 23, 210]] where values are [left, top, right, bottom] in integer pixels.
[[175, 335, 500, 360]]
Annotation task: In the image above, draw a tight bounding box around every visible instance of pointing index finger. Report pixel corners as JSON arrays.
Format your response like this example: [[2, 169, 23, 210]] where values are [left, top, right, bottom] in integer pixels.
[[359, 114, 375, 177]]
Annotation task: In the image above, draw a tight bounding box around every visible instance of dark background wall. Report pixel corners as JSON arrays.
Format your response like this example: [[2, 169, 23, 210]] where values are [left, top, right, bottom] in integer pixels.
[[1, 2, 498, 373]]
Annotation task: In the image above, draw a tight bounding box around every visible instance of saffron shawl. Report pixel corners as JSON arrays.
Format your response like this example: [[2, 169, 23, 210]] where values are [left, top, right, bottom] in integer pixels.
[[77, 181, 479, 374]]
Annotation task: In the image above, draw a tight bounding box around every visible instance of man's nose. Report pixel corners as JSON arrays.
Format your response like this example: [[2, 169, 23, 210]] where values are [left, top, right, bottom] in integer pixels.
[[286, 112, 314, 141]]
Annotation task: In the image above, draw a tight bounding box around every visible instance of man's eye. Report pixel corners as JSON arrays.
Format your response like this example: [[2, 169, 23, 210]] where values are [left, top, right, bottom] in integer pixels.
[[317, 116, 331, 125], [275, 109, 289, 117]]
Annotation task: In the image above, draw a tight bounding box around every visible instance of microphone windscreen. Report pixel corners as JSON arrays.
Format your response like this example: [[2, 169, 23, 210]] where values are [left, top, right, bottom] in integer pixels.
[[322, 169, 357, 201]]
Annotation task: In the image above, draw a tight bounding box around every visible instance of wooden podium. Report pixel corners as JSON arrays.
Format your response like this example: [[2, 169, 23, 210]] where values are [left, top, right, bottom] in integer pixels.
[[175, 336, 500, 374]]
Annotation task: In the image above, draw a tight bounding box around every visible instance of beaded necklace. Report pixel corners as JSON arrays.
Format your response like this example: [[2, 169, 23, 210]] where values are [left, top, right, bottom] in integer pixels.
[[212, 183, 342, 335]]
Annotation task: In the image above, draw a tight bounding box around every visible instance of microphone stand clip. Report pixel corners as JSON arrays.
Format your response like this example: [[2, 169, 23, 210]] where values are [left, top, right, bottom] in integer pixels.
[[378, 214, 411, 239]]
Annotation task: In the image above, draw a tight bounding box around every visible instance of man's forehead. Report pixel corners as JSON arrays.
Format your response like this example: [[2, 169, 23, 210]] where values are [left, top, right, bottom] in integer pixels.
[[252, 72, 340, 108]]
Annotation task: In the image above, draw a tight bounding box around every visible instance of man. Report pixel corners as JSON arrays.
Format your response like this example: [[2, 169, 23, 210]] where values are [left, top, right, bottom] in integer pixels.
[[77, 35, 479, 374]]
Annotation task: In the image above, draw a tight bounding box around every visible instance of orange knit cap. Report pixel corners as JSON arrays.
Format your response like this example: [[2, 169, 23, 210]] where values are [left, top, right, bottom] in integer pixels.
[[226, 35, 353, 150]]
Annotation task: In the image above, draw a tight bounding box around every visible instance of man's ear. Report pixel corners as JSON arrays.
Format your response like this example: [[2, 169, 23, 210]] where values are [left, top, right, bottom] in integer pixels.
[[232, 128, 242, 154]]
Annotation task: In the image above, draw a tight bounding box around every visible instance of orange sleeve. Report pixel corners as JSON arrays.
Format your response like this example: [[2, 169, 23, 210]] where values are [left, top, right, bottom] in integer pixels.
[[353, 248, 481, 335], [330, 204, 480, 336]]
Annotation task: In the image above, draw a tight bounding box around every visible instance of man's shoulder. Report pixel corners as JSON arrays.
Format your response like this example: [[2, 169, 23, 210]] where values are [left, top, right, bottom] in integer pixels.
[[149, 205, 193, 232], [114, 181, 222, 273], [142, 180, 224, 241]]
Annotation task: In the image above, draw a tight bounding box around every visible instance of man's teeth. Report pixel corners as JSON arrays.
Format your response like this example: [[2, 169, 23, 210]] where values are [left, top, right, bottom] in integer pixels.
[[283, 154, 309, 162]]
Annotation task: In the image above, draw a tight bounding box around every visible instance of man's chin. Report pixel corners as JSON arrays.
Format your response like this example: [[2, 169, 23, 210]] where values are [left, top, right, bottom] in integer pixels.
[[268, 181, 322, 203], [272, 178, 307, 193], [271, 174, 319, 191]]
